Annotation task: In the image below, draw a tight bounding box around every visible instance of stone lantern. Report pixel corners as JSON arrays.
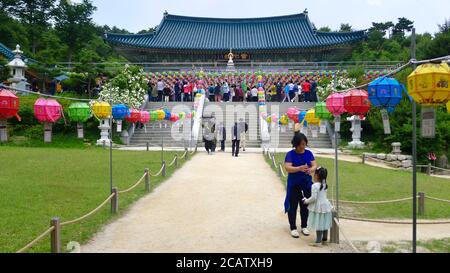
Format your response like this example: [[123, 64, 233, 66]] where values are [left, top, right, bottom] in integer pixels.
[[7, 45, 29, 94]]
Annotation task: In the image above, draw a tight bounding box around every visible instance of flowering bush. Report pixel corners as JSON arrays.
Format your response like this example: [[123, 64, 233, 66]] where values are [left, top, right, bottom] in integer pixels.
[[317, 71, 356, 101], [98, 65, 149, 109]]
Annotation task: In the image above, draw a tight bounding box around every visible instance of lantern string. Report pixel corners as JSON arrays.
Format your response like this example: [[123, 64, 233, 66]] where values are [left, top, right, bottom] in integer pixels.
[[411, 55, 450, 65], [0, 84, 93, 102]]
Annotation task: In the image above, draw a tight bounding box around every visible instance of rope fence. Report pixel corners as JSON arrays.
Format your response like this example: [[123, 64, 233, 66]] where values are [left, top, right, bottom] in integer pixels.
[[118, 173, 147, 194], [333, 217, 360, 253], [60, 193, 116, 227], [338, 216, 450, 225], [15, 150, 195, 253], [16, 227, 55, 254]]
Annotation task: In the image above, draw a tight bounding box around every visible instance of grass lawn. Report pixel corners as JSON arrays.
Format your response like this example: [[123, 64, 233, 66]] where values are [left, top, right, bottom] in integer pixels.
[[267, 153, 450, 220], [0, 146, 191, 253]]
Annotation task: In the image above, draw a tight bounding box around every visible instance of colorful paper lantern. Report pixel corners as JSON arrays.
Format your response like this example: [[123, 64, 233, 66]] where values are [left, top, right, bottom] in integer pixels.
[[287, 107, 299, 120], [34, 98, 62, 123], [67, 103, 91, 123], [326, 93, 346, 116], [140, 111, 150, 124], [156, 109, 166, 121], [407, 62, 450, 105], [344, 89, 371, 116], [368, 77, 403, 112], [315, 102, 332, 120], [125, 108, 141, 123], [0, 89, 20, 121], [150, 111, 158, 121], [112, 104, 129, 120], [164, 109, 171, 121], [92, 101, 112, 119], [305, 109, 320, 125]]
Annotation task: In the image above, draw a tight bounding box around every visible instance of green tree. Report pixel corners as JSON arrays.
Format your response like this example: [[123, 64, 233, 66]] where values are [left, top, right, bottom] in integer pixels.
[[53, 0, 97, 63], [318, 26, 331, 32], [392, 17, 414, 40], [137, 27, 155, 34], [423, 20, 450, 59], [34, 29, 68, 65], [9, 0, 56, 54], [339, 23, 353, 32], [0, 13, 29, 51]]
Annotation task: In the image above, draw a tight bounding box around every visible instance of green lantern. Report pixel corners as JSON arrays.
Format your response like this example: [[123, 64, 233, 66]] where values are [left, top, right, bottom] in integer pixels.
[[68, 103, 91, 139], [315, 102, 332, 120], [68, 103, 91, 123]]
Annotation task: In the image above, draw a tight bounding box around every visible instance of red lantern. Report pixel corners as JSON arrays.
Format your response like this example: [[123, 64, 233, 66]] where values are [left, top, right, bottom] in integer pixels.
[[34, 98, 62, 123], [125, 108, 140, 123], [0, 89, 20, 121], [344, 89, 371, 116], [326, 93, 346, 116], [139, 111, 150, 124]]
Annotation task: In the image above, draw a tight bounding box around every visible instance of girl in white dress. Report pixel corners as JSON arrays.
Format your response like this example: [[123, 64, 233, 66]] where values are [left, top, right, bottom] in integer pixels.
[[302, 167, 333, 247]]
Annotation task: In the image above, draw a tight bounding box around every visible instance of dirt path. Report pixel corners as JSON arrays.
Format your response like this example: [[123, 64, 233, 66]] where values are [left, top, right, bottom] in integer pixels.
[[339, 219, 450, 242], [82, 151, 449, 253], [82, 152, 331, 253]]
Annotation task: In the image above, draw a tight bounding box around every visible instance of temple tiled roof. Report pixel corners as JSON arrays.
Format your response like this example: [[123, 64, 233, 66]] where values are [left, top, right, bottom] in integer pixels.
[[106, 12, 366, 51], [0, 42, 15, 60]]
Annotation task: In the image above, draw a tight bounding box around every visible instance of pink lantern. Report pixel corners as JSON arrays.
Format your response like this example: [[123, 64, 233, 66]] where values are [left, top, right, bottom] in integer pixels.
[[326, 93, 346, 116], [34, 98, 62, 123], [139, 111, 150, 124], [287, 107, 299, 120], [271, 114, 278, 123], [344, 89, 371, 116], [33, 98, 63, 142]]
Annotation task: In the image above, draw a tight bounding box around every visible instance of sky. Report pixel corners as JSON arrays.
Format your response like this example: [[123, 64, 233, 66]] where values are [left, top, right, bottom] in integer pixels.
[[83, 0, 449, 34]]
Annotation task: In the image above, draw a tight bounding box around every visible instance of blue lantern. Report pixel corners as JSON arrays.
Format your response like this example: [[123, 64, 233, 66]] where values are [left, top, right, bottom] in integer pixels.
[[164, 109, 171, 121], [112, 104, 129, 120], [368, 77, 404, 113], [298, 110, 308, 127], [112, 104, 129, 132]]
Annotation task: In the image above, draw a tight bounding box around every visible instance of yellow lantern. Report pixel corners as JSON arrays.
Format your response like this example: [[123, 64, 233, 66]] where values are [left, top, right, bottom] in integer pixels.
[[305, 109, 320, 126], [92, 102, 112, 119], [407, 62, 450, 105]]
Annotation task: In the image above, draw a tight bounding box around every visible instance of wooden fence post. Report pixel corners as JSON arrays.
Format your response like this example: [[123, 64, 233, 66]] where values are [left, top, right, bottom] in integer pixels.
[[330, 210, 340, 244], [111, 188, 118, 214], [362, 153, 366, 164], [185, 148, 189, 160], [175, 155, 179, 168], [427, 164, 431, 176], [162, 161, 166, 177], [418, 192, 425, 216], [50, 217, 61, 253], [145, 168, 150, 193], [146, 142, 149, 152]]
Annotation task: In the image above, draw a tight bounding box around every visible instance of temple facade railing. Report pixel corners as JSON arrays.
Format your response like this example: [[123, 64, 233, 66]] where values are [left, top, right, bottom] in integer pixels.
[[55, 61, 404, 73]]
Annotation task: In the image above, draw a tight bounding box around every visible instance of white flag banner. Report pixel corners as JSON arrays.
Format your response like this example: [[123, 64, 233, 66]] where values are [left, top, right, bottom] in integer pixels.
[[421, 107, 436, 138], [381, 109, 391, 135], [334, 116, 341, 132]]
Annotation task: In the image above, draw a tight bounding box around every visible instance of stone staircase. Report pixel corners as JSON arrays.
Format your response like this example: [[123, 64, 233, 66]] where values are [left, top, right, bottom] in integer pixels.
[[129, 101, 333, 149], [265, 102, 333, 149], [130, 102, 194, 148]]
